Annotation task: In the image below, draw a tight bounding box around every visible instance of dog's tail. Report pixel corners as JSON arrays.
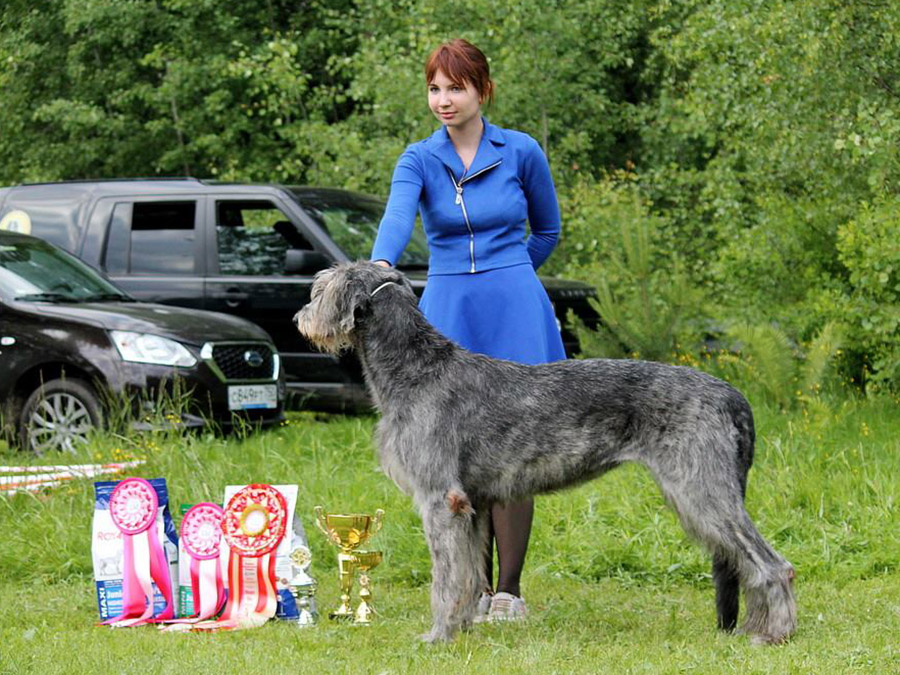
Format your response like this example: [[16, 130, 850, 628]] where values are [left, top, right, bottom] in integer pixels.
[[727, 389, 756, 498]]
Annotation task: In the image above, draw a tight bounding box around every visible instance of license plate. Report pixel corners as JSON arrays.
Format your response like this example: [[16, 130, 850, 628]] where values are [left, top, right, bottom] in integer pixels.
[[228, 384, 278, 410]]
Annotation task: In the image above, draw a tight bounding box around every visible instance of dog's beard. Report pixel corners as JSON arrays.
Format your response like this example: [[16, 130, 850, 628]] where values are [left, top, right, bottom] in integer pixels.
[[295, 305, 351, 354]]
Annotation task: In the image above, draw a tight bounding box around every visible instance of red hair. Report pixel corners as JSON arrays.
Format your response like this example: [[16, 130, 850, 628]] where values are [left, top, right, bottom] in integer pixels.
[[425, 39, 494, 104]]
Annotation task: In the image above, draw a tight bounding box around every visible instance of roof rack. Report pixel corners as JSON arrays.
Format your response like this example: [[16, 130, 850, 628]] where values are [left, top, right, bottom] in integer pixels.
[[19, 177, 205, 187]]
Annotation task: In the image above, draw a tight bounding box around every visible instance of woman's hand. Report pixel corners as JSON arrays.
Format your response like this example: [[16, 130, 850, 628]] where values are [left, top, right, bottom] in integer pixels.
[[373, 260, 392, 268]]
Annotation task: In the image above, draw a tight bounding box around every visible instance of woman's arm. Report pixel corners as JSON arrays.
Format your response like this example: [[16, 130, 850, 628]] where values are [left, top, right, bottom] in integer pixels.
[[521, 139, 561, 270], [371, 149, 424, 266]]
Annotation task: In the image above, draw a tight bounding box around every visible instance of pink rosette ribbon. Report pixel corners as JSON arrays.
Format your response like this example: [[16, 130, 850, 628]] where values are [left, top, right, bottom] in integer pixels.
[[192, 484, 287, 631], [103, 477, 174, 627], [159, 503, 226, 632]]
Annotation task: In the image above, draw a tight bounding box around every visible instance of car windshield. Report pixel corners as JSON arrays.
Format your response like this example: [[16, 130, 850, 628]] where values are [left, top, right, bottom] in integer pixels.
[[0, 238, 130, 303], [287, 188, 429, 269]]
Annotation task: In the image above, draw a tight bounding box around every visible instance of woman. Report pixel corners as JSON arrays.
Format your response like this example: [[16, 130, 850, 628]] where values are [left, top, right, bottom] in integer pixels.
[[371, 39, 565, 621]]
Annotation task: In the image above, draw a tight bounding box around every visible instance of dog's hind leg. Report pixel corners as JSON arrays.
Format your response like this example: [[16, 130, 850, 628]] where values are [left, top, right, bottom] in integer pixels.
[[713, 551, 740, 631], [417, 492, 487, 643], [731, 524, 796, 645], [644, 455, 796, 644], [685, 502, 795, 644]]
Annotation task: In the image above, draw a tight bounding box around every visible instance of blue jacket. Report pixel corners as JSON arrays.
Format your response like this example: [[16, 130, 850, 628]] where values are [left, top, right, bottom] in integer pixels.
[[371, 119, 561, 275]]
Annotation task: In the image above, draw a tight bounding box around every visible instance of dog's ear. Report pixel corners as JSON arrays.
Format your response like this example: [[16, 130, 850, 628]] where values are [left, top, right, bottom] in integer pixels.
[[343, 278, 372, 332], [314, 262, 413, 338], [316, 264, 371, 334]]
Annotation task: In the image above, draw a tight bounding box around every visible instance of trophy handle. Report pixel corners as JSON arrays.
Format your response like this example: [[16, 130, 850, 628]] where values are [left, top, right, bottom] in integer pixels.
[[314, 505, 328, 534], [314, 505, 340, 547], [370, 509, 385, 536]]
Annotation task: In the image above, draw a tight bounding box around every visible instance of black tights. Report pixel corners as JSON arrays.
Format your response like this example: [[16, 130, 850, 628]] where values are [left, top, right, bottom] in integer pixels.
[[484, 498, 533, 598]]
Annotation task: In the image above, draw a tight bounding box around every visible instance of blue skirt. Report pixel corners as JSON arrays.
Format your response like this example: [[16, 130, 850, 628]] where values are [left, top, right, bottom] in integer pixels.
[[419, 263, 566, 365]]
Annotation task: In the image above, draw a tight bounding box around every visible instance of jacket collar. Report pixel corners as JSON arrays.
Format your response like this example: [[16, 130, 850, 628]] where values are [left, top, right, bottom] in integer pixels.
[[426, 117, 505, 180]]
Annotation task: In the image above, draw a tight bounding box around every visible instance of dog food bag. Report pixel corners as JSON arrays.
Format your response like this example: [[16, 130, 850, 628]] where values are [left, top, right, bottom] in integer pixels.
[[176, 503, 195, 617], [221, 484, 309, 620], [92, 478, 179, 620]]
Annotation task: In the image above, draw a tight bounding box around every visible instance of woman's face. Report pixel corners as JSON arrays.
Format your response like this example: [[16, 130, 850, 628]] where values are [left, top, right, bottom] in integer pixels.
[[428, 70, 482, 130]]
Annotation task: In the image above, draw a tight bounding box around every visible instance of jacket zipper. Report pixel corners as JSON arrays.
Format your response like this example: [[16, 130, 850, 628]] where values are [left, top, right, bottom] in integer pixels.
[[446, 161, 502, 273]]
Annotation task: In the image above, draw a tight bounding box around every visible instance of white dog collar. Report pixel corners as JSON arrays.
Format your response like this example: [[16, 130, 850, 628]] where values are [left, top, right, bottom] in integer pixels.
[[370, 281, 397, 298]]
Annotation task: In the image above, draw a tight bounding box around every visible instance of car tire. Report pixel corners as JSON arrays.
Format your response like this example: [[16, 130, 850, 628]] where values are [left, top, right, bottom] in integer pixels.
[[18, 378, 103, 454]]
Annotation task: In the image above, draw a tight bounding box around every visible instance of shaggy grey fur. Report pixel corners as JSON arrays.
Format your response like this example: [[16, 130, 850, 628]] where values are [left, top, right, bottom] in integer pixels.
[[294, 261, 796, 645]]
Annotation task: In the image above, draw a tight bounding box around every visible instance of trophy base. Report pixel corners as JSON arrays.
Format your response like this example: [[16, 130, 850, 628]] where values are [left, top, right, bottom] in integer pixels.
[[353, 609, 374, 625], [329, 609, 355, 621]]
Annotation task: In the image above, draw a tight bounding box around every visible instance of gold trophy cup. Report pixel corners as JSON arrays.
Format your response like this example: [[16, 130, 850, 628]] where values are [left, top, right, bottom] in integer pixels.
[[314, 506, 384, 621], [352, 550, 383, 624]]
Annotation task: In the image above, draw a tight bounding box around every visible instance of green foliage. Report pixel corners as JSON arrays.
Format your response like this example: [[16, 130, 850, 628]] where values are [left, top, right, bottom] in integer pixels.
[[800, 321, 846, 397], [642, 1, 900, 344], [0, 0, 358, 183], [718, 323, 798, 408], [835, 199, 900, 389], [561, 177, 705, 361], [0, 0, 655, 189], [700, 321, 845, 409]]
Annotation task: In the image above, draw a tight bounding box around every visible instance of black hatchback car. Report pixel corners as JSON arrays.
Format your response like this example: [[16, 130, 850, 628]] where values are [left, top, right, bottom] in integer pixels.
[[0, 231, 284, 453], [0, 179, 598, 410]]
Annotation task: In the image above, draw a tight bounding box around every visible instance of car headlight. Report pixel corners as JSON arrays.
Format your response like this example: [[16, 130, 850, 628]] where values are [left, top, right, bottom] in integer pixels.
[[110, 330, 197, 367]]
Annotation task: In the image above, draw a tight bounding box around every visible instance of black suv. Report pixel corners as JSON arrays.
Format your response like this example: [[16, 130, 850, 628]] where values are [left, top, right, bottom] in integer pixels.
[[0, 231, 284, 453], [0, 179, 597, 410]]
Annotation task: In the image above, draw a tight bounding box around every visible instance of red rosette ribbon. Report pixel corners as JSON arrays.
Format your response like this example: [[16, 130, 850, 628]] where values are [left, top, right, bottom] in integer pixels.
[[193, 484, 287, 631], [159, 503, 226, 632], [102, 477, 174, 627]]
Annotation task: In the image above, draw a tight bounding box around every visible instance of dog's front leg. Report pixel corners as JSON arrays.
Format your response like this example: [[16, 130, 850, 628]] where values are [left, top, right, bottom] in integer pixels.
[[417, 491, 482, 643]]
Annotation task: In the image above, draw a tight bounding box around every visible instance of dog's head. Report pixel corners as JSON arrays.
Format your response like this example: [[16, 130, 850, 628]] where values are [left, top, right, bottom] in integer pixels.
[[293, 261, 414, 354]]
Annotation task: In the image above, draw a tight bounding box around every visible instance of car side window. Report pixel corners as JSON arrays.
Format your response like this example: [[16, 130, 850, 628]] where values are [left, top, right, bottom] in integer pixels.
[[215, 200, 311, 276], [104, 201, 197, 274]]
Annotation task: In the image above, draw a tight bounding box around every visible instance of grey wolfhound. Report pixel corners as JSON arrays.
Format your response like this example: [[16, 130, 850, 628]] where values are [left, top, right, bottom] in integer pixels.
[[294, 261, 796, 645]]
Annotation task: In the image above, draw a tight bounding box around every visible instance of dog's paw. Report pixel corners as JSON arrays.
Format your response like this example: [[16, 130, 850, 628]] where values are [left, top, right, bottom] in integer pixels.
[[748, 632, 792, 646], [419, 628, 454, 644], [738, 623, 795, 647]]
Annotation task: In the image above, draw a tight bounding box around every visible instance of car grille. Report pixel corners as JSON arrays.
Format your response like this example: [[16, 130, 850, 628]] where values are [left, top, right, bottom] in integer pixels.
[[208, 343, 277, 381]]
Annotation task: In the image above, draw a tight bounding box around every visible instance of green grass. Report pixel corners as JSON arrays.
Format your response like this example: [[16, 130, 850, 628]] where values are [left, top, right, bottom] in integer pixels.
[[1, 398, 898, 674]]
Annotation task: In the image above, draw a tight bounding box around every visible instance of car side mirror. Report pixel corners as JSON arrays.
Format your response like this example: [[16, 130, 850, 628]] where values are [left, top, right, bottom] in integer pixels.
[[285, 249, 330, 275]]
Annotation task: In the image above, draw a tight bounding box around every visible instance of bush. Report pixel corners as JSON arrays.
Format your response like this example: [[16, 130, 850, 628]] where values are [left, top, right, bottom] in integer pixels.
[[558, 176, 707, 362], [699, 321, 845, 409], [836, 199, 900, 390]]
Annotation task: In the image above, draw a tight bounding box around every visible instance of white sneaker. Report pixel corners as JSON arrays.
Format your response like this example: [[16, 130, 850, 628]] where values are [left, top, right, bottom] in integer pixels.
[[473, 591, 493, 623], [488, 591, 527, 621]]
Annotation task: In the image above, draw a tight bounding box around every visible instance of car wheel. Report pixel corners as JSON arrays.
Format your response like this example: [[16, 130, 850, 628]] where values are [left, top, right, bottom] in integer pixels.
[[19, 379, 103, 454]]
